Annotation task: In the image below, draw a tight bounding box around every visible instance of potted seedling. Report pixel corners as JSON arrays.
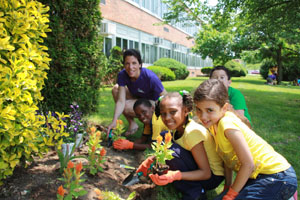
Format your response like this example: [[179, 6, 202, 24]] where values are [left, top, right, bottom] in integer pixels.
[[150, 131, 174, 175]]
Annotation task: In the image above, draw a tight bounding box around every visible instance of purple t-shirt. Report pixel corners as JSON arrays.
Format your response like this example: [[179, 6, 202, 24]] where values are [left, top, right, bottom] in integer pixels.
[[117, 68, 164, 101]]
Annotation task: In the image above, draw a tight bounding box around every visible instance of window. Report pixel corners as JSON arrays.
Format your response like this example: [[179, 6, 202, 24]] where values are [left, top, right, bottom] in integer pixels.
[[116, 37, 121, 48], [134, 41, 139, 50], [122, 39, 128, 50], [129, 40, 134, 49], [104, 38, 112, 57]]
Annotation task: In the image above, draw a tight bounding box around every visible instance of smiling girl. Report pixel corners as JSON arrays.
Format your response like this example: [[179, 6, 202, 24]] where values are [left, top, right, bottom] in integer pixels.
[[146, 92, 224, 200], [193, 79, 297, 200]]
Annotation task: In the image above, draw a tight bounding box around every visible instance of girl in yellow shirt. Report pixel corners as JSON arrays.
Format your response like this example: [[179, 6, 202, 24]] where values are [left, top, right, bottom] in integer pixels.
[[193, 79, 297, 200]]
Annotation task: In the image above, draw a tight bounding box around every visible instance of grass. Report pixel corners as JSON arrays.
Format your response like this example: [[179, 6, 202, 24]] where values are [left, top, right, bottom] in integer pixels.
[[88, 75, 300, 199]]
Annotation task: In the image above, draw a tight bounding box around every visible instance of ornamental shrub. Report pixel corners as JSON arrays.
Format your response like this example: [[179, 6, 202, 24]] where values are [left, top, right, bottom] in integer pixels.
[[153, 58, 189, 80], [201, 67, 213, 75], [224, 60, 247, 77], [39, 0, 105, 115], [147, 66, 176, 81], [102, 46, 123, 85], [259, 59, 276, 80], [0, 0, 68, 184]]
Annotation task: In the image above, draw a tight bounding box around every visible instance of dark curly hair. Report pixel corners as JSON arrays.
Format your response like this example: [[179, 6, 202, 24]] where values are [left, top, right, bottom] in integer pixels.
[[155, 92, 193, 118]]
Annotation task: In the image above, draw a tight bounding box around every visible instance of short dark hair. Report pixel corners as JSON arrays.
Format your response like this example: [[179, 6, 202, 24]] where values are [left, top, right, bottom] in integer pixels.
[[133, 98, 152, 111], [123, 49, 143, 68], [209, 65, 231, 80]]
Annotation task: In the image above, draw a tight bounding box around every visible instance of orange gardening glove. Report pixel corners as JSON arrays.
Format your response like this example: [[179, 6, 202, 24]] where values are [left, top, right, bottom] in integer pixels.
[[113, 139, 134, 150], [136, 156, 155, 176], [149, 170, 182, 186], [222, 187, 239, 200]]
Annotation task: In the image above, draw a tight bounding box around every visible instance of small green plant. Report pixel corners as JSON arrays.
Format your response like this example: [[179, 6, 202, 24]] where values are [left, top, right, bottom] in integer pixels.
[[94, 188, 136, 200], [86, 127, 107, 175], [112, 120, 126, 141], [57, 161, 87, 200], [150, 131, 174, 172]]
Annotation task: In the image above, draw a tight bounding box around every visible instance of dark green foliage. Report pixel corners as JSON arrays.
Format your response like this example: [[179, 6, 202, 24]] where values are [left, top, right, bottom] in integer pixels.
[[39, 0, 105, 115], [147, 66, 176, 81], [224, 60, 247, 77], [153, 58, 189, 80], [201, 67, 213, 75], [102, 46, 123, 85], [259, 59, 276, 80]]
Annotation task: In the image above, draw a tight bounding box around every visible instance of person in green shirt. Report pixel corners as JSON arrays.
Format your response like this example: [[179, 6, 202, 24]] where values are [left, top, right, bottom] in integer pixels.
[[209, 66, 252, 125]]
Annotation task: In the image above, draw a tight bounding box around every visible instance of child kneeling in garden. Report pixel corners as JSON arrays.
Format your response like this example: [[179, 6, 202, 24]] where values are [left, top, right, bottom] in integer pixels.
[[193, 79, 297, 200], [137, 92, 224, 200], [113, 98, 169, 150]]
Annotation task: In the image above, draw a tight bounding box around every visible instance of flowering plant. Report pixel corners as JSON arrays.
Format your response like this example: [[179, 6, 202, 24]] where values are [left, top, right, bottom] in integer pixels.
[[112, 119, 126, 141], [150, 131, 174, 169], [86, 127, 107, 175], [94, 188, 135, 200], [57, 161, 87, 200], [63, 103, 86, 143]]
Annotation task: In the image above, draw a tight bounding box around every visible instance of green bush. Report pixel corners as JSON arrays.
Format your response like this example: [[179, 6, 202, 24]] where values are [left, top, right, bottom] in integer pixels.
[[153, 58, 189, 80], [259, 59, 276, 80], [224, 60, 247, 77], [39, 0, 105, 115], [147, 66, 176, 81], [201, 67, 213, 75], [0, 0, 68, 184], [102, 46, 123, 85]]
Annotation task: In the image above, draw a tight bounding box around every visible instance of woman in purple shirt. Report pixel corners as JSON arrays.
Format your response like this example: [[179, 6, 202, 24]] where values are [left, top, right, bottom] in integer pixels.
[[107, 49, 167, 136]]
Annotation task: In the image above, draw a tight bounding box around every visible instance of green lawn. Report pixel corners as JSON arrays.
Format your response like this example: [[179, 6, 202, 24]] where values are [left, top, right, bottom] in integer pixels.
[[88, 75, 300, 199]]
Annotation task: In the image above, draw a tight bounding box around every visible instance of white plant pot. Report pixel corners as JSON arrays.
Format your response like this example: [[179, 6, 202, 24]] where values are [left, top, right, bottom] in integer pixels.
[[75, 133, 84, 148], [61, 143, 75, 157]]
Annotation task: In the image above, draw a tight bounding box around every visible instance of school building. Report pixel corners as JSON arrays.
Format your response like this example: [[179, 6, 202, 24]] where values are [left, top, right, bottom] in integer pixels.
[[100, 0, 212, 77]]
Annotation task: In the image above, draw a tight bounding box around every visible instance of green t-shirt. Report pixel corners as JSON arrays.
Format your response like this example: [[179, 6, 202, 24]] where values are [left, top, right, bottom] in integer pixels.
[[228, 87, 252, 124]]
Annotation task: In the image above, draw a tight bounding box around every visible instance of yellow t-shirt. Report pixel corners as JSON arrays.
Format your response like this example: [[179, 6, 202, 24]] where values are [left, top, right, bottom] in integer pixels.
[[143, 114, 169, 141], [174, 120, 224, 176], [209, 111, 290, 179]]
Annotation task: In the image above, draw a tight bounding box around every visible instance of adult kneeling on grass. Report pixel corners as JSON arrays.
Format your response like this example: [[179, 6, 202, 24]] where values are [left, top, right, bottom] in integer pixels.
[[107, 49, 167, 137]]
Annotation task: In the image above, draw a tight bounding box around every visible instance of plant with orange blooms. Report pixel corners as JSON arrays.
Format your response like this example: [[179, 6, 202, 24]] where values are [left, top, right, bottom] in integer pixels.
[[150, 131, 174, 171], [58, 161, 87, 199], [86, 127, 106, 175], [94, 188, 136, 200], [112, 119, 126, 141]]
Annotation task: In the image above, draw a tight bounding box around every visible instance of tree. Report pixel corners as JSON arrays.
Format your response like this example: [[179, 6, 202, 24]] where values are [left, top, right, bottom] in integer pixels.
[[39, 0, 105, 114], [162, 0, 300, 83]]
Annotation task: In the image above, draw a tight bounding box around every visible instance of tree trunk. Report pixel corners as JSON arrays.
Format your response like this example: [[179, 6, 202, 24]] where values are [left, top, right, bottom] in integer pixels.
[[275, 45, 283, 84]]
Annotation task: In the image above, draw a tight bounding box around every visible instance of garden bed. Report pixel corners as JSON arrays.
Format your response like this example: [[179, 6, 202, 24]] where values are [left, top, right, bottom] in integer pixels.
[[0, 137, 156, 200]]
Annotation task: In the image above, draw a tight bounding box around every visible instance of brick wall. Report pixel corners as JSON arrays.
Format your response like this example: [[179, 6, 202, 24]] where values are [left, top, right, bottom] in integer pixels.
[[100, 0, 195, 48]]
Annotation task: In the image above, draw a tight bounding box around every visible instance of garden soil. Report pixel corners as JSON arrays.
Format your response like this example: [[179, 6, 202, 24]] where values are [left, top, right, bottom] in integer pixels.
[[0, 126, 156, 200]]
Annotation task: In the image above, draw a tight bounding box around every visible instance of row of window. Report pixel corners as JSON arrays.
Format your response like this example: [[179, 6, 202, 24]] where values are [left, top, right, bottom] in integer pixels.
[[127, 0, 199, 36], [104, 37, 209, 67]]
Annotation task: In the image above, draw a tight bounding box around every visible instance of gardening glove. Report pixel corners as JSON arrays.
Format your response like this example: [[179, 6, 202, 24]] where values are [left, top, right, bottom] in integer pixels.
[[149, 170, 182, 186], [222, 187, 239, 200], [136, 156, 155, 176], [113, 139, 134, 150]]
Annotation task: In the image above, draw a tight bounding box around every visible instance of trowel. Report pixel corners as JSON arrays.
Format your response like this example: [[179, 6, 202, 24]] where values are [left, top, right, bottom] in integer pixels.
[[122, 163, 153, 186], [107, 129, 113, 147], [122, 171, 143, 186]]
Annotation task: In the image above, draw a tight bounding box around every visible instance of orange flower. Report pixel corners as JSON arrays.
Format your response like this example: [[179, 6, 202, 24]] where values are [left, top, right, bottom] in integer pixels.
[[75, 162, 83, 174], [94, 188, 103, 200], [117, 119, 123, 125], [67, 161, 74, 169], [57, 185, 65, 197], [90, 126, 96, 133], [100, 148, 106, 156], [96, 131, 101, 138], [165, 131, 172, 144], [92, 146, 96, 152], [156, 135, 163, 145]]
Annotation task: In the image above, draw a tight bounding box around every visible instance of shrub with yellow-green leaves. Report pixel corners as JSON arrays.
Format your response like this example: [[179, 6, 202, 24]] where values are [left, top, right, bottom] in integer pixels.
[[0, 0, 68, 184]]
